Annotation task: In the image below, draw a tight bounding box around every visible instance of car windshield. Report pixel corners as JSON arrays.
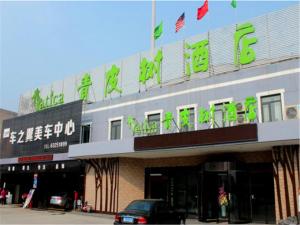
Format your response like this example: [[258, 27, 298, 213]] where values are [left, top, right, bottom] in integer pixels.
[[125, 201, 154, 212]]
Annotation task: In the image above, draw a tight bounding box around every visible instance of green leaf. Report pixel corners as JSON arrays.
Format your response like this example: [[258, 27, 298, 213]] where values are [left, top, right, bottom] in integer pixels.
[[154, 21, 163, 40], [231, 0, 237, 8]]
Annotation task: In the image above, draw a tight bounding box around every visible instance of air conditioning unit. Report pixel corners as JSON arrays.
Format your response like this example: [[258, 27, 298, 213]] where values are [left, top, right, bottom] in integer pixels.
[[236, 102, 246, 125], [285, 105, 300, 120], [237, 113, 245, 124], [236, 102, 244, 112]]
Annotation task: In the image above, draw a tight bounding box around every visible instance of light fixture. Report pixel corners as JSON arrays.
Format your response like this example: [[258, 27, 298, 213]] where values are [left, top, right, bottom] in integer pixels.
[[149, 173, 163, 176]]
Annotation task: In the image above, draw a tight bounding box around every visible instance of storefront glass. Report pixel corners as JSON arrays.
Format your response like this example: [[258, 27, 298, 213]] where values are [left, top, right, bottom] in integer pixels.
[[145, 160, 275, 223]]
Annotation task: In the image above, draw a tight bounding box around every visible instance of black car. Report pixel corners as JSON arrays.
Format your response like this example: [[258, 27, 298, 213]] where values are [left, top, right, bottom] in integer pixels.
[[114, 199, 185, 224]]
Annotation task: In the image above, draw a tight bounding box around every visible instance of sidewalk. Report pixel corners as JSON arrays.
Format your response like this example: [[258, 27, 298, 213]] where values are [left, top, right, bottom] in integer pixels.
[[0, 204, 276, 225]]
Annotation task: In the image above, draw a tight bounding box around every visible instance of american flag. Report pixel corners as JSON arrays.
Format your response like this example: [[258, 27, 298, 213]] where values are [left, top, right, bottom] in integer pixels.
[[175, 13, 185, 33]]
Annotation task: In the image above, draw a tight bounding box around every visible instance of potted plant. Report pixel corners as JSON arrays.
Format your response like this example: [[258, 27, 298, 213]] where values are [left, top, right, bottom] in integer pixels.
[[218, 186, 228, 218]]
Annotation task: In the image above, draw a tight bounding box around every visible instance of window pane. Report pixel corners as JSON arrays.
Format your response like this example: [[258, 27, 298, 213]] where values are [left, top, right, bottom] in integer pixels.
[[111, 120, 121, 140], [261, 94, 281, 103], [147, 113, 160, 135], [262, 104, 270, 122], [189, 109, 195, 131], [213, 102, 229, 128], [272, 102, 282, 121], [81, 124, 90, 143], [179, 108, 195, 132], [261, 94, 282, 122], [214, 110, 223, 128]]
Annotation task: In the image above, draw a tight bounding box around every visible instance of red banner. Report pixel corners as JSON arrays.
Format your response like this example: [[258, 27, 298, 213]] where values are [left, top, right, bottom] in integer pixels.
[[18, 155, 53, 163]]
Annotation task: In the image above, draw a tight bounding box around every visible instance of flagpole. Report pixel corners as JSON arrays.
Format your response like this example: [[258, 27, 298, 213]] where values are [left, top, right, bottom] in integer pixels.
[[151, 0, 156, 59]]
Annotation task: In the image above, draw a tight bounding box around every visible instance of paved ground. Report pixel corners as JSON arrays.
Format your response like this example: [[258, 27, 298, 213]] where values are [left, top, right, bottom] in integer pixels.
[[0, 205, 114, 224], [0, 205, 275, 225]]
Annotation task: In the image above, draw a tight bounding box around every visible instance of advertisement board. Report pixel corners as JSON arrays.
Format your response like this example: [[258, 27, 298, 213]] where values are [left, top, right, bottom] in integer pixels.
[[1, 101, 82, 158]]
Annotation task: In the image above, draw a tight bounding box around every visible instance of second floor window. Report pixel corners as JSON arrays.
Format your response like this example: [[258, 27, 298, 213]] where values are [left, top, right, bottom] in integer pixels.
[[147, 113, 161, 135], [179, 107, 195, 132], [214, 102, 230, 128], [110, 120, 122, 140], [80, 124, 91, 143], [261, 94, 283, 122]]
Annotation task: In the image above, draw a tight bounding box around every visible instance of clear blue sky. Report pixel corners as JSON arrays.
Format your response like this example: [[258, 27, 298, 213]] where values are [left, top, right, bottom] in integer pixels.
[[0, 1, 297, 112]]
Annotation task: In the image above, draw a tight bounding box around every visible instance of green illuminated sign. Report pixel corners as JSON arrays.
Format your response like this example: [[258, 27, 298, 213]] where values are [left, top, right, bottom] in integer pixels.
[[224, 102, 238, 123], [179, 108, 191, 128], [234, 22, 258, 66], [128, 96, 257, 136], [105, 64, 122, 97], [199, 105, 215, 125], [127, 116, 158, 136], [244, 96, 257, 121], [77, 73, 92, 101], [198, 97, 257, 126], [32, 88, 64, 111], [163, 112, 174, 130], [184, 39, 209, 77], [31, 23, 259, 107], [139, 50, 163, 85]]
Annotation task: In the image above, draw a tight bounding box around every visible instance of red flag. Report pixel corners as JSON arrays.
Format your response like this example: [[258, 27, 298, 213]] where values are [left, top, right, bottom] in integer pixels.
[[197, 0, 208, 20], [175, 13, 185, 33]]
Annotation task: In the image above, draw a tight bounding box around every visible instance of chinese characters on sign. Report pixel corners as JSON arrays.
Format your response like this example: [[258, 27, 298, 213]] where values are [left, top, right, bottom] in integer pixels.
[[31, 23, 258, 111], [105, 65, 122, 97], [127, 96, 257, 136], [184, 39, 209, 77], [77, 73, 93, 101], [7, 119, 75, 145], [234, 23, 258, 66], [163, 112, 174, 130], [139, 50, 163, 85], [1, 101, 82, 158]]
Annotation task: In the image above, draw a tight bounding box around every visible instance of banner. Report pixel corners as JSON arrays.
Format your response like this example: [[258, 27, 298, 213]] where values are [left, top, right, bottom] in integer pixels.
[[23, 189, 35, 208]]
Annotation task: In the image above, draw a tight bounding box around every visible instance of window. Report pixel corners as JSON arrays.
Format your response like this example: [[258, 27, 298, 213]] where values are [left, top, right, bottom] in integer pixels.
[[80, 124, 91, 143], [256, 89, 285, 123], [261, 94, 283, 122], [145, 110, 163, 135], [109, 117, 123, 140], [209, 98, 233, 128], [177, 105, 197, 132], [214, 102, 230, 128]]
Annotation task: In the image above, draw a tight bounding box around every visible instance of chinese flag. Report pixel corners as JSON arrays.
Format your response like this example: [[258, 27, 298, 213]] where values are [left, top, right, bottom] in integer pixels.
[[197, 0, 208, 20]]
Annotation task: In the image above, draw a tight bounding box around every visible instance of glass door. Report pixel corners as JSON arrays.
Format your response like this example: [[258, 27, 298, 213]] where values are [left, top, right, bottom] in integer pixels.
[[249, 164, 275, 224], [228, 169, 251, 223], [202, 172, 229, 222]]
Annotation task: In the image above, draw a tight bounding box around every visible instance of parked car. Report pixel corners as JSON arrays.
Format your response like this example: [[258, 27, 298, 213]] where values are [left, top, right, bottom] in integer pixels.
[[49, 192, 72, 210], [114, 199, 185, 224]]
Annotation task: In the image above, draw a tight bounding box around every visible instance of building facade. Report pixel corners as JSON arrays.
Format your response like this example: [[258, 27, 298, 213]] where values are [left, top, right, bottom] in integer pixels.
[[1, 4, 299, 224]]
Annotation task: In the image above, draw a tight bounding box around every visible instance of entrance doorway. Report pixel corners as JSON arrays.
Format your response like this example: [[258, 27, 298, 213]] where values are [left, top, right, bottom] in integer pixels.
[[199, 161, 275, 224], [200, 162, 230, 222], [145, 167, 198, 218], [145, 161, 275, 224], [202, 172, 229, 222]]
